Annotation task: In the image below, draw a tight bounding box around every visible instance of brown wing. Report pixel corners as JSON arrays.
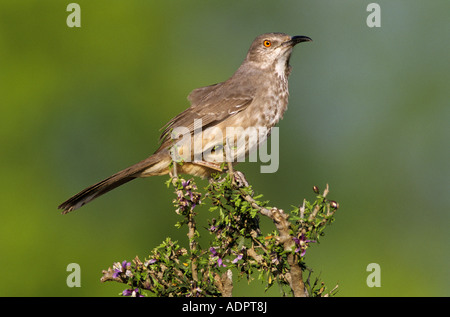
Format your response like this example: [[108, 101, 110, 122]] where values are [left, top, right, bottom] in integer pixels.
[[187, 82, 222, 106], [157, 80, 255, 151]]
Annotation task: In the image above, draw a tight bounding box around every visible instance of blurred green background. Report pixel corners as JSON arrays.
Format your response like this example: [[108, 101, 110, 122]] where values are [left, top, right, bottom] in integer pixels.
[[0, 0, 448, 297]]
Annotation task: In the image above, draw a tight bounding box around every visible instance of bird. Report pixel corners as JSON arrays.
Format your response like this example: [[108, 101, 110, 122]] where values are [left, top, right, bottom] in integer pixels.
[[58, 32, 312, 214]]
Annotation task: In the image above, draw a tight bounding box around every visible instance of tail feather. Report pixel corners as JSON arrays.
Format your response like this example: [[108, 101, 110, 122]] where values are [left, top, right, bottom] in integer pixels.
[[58, 152, 168, 214]]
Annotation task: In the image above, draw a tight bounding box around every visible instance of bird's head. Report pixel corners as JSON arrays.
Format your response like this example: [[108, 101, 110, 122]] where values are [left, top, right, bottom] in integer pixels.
[[245, 32, 312, 76]]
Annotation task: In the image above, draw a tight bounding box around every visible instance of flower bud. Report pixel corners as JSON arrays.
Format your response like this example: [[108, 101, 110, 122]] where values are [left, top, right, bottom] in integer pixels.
[[330, 201, 339, 209]]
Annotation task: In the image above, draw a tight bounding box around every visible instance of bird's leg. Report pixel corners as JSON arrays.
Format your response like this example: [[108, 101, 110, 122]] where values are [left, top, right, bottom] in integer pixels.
[[227, 161, 236, 185], [224, 142, 236, 186], [223, 142, 248, 188], [170, 161, 178, 184]]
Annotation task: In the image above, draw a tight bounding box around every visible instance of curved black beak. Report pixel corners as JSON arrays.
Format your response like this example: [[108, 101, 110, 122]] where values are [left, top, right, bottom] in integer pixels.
[[284, 35, 312, 47]]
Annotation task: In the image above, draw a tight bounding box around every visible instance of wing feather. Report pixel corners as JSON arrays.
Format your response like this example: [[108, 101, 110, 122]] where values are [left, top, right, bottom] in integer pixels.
[[158, 81, 255, 149]]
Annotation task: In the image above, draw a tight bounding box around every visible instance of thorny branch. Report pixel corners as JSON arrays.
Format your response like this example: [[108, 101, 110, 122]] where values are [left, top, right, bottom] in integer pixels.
[[101, 172, 339, 297]]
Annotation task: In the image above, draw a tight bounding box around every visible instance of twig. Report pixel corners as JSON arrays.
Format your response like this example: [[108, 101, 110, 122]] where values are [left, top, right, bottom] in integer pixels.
[[214, 270, 233, 297], [187, 212, 198, 282], [237, 176, 307, 297]]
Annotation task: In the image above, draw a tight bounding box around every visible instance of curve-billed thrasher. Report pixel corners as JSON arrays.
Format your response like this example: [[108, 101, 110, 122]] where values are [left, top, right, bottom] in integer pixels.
[[58, 32, 312, 214]]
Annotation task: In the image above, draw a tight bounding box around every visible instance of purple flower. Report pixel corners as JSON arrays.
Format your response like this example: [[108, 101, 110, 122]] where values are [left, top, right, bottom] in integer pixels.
[[209, 247, 218, 256], [209, 247, 226, 267], [209, 225, 217, 232], [146, 258, 157, 265], [122, 289, 133, 296], [217, 258, 227, 267], [293, 234, 316, 257], [112, 260, 130, 278], [232, 254, 243, 264], [269, 251, 280, 265], [122, 288, 144, 297]]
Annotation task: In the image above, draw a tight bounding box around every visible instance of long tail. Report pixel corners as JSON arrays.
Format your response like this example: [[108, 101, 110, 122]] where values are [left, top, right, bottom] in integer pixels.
[[58, 152, 169, 214]]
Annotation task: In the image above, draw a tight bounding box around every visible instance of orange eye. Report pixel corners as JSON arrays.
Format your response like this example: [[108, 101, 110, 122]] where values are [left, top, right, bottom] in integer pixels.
[[263, 40, 271, 47]]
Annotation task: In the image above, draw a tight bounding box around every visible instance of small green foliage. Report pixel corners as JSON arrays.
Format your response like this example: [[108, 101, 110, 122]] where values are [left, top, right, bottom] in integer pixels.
[[102, 175, 339, 297]]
